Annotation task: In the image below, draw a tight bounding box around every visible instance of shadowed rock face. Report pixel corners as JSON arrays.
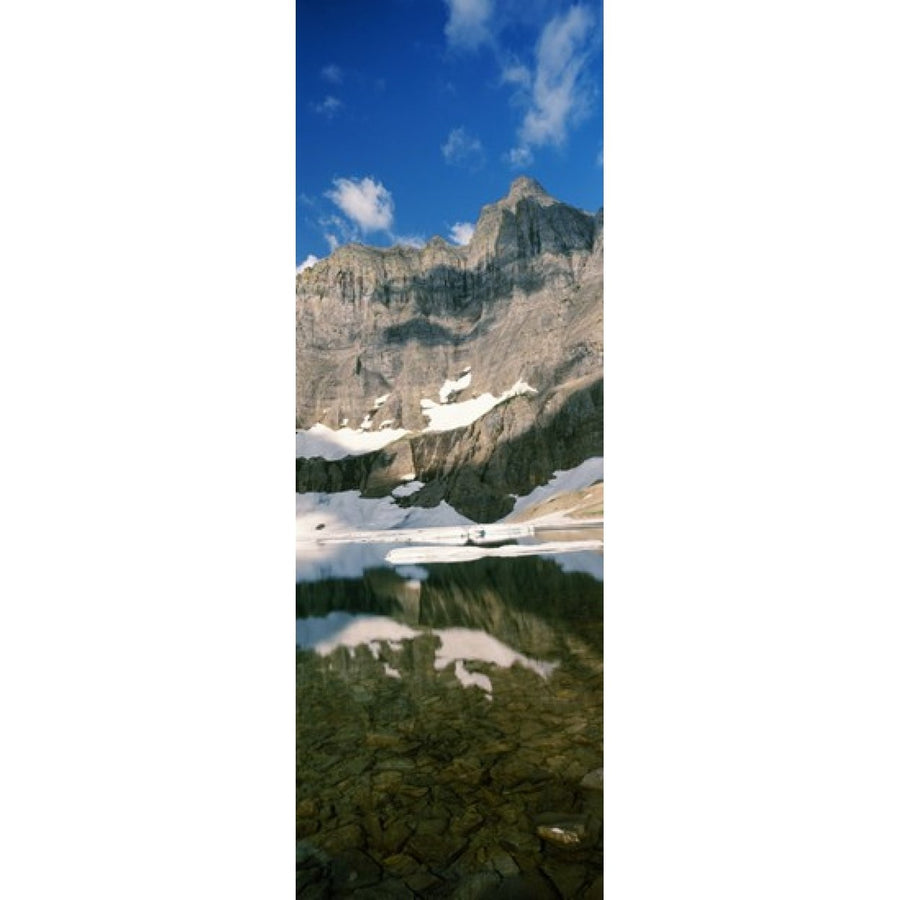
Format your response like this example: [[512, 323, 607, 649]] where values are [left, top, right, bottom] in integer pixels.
[[295, 376, 603, 522], [296, 177, 603, 518]]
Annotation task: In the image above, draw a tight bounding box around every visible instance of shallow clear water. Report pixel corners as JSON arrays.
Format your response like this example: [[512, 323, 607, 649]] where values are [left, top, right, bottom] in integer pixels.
[[297, 552, 603, 898]]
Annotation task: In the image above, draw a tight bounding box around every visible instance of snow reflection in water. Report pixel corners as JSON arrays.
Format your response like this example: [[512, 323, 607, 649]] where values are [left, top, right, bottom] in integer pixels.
[[297, 612, 558, 697], [296, 553, 603, 894]]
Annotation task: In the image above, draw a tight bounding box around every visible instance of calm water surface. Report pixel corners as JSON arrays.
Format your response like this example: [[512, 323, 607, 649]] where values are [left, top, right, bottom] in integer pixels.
[[297, 551, 603, 898]]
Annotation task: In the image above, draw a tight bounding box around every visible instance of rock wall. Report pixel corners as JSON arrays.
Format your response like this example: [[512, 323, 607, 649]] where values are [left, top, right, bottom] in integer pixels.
[[296, 177, 603, 520], [296, 177, 603, 433]]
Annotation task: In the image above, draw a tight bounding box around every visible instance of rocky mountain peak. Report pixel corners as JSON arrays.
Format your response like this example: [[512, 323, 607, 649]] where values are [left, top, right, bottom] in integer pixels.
[[499, 175, 554, 208], [465, 177, 596, 269]]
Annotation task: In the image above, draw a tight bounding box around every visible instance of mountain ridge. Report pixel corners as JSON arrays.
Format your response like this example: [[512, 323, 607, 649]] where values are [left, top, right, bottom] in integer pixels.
[[296, 177, 602, 522]]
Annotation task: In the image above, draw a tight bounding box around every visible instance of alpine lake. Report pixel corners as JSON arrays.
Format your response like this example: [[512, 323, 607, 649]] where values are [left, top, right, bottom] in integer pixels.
[[296, 535, 603, 899]]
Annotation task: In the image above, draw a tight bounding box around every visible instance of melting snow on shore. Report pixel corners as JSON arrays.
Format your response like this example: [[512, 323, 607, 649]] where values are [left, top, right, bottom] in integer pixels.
[[506, 457, 604, 518], [296, 490, 474, 582]]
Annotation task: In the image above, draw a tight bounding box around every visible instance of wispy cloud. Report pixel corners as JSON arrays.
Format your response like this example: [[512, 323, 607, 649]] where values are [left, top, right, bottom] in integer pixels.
[[441, 127, 486, 169], [501, 61, 531, 89], [321, 63, 342, 84], [325, 176, 395, 234], [312, 96, 343, 118], [523, 6, 597, 146], [505, 5, 599, 166], [298, 254, 319, 273], [318, 213, 358, 250], [444, 0, 493, 51], [448, 222, 475, 245], [505, 146, 534, 169]]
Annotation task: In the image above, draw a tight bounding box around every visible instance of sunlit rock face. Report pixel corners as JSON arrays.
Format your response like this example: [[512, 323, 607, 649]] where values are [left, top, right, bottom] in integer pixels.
[[296, 177, 603, 521]]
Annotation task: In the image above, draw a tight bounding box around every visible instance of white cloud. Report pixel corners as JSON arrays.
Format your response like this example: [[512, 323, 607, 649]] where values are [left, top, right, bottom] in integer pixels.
[[298, 254, 319, 272], [321, 63, 342, 84], [444, 0, 493, 50], [448, 222, 475, 245], [325, 176, 394, 233], [318, 213, 357, 247], [501, 62, 531, 89], [503, 5, 598, 167], [520, 5, 596, 147], [441, 127, 485, 169], [506, 146, 534, 169], [312, 95, 342, 117]]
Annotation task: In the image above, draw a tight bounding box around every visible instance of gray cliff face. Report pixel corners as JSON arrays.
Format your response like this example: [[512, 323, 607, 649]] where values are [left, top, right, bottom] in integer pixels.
[[296, 177, 603, 520], [297, 177, 603, 431]]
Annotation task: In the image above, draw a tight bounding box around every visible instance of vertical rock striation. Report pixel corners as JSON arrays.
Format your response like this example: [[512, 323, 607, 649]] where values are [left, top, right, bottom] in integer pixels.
[[296, 177, 603, 520]]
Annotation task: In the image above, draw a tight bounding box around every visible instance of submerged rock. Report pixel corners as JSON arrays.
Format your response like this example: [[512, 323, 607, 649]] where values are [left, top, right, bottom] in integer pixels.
[[534, 813, 590, 848]]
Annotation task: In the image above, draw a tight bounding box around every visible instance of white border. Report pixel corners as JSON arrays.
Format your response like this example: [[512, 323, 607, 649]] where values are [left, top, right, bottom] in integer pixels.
[[0, 3, 295, 896], [2, 1, 900, 896]]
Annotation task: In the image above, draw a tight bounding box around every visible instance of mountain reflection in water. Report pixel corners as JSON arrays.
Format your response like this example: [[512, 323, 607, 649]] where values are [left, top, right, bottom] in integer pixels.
[[297, 553, 603, 897]]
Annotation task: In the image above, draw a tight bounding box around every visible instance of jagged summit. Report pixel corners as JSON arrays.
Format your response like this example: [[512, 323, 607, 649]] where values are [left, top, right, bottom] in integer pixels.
[[499, 175, 554, 207]]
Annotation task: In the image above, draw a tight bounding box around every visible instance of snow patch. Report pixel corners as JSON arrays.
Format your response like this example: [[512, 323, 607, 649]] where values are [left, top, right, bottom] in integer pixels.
[[392, 480, 424, 498], [506, 457, 604, 517], [374, 393, 390, 407], [296, 490, 474, 581], [422, 380, 537, 432], [296, 423, 408, 460], [439, 370, 472, 403], [297, 490, 472, 537]]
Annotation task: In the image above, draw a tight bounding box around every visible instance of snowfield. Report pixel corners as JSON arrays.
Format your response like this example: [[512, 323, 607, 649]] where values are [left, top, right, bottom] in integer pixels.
[[438, 369, 472, 403], [296, 489, 473, 535], [295, 423, 408, 460], [296, 490, 474, 582], [296, 458, 603, 582], [421, 379, 537, 432], [296, 377, 540, 460]]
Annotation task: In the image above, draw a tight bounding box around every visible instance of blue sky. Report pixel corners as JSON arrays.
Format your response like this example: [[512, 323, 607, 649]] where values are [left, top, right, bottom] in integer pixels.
[[296, 0, 603, 267]]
